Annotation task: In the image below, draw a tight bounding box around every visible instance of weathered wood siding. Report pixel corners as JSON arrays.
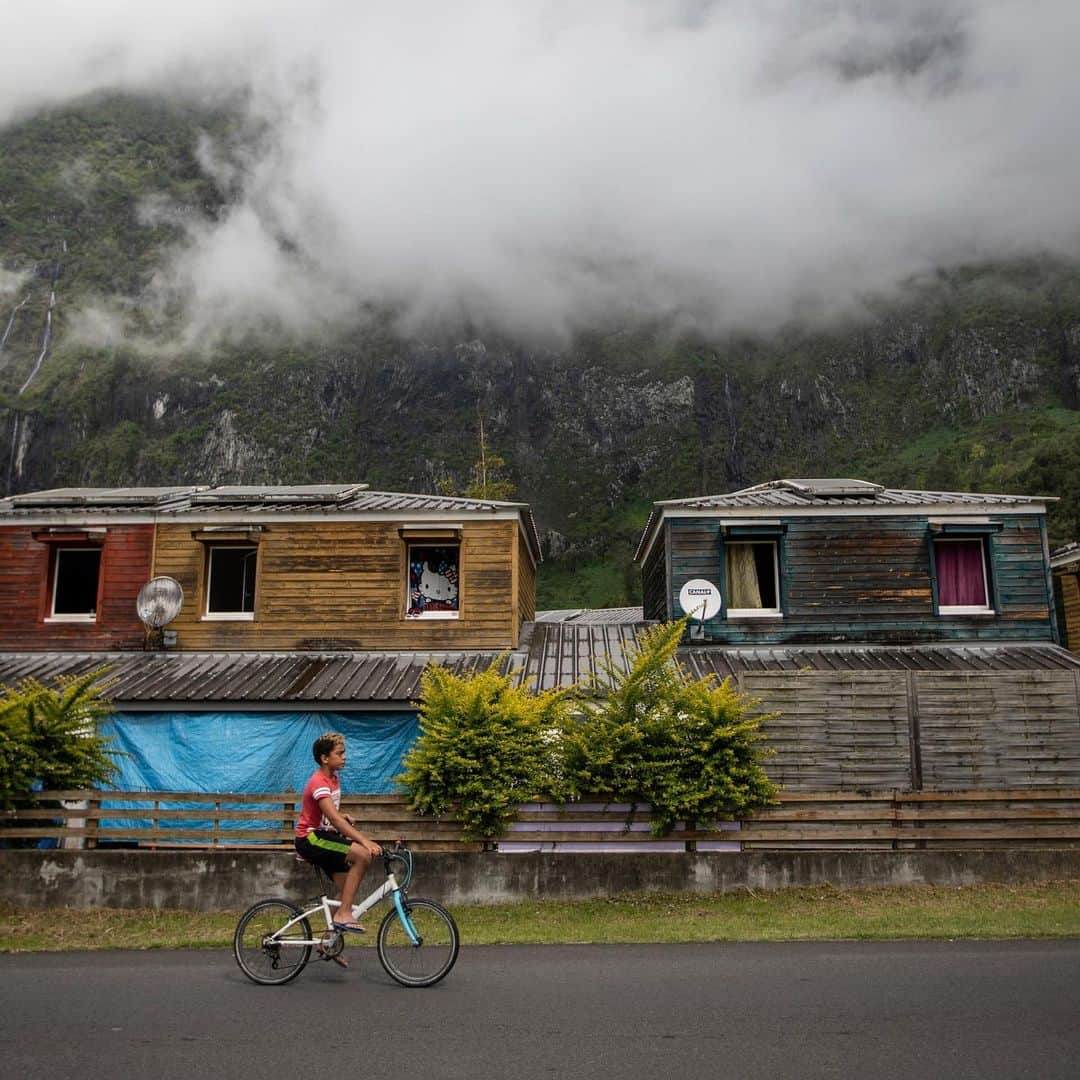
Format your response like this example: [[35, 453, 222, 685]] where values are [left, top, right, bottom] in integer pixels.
[[743, 671, 914, 791], [517, 527, 536, 628], [641, 523, 668, 620], [152, 519, 521, 650], [916, 671, 1080, 789], [668, 514, 1053, 645], [0, 525, 154, 650], [1054, 569, 1080, 656], [737, 669, 1080, 792]]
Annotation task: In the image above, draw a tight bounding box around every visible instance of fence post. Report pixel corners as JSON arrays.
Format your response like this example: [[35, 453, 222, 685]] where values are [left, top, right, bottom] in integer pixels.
[[86, 794, 100, 850], [905, 671, 924, 792], [283, 796, 295, 844]]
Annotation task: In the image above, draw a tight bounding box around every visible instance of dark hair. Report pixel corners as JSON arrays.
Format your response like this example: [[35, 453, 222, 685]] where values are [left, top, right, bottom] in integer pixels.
[[312, 732, 345, 764]]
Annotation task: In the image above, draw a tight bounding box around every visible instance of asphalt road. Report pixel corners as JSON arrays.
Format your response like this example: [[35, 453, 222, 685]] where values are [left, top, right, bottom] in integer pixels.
[[1, 940, 1077, 1080]]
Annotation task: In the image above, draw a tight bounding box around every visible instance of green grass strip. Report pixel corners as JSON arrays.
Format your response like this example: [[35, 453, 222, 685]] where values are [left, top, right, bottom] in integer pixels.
[[3, 881, 1079, 952]]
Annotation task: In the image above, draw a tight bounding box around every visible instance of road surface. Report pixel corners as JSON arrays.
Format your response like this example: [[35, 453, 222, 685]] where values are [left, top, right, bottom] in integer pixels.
[[1, 940, 1077, 1079]]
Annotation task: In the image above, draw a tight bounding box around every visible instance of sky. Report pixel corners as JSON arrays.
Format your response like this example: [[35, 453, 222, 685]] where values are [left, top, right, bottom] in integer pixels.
[[2, 0, 1079, 344]]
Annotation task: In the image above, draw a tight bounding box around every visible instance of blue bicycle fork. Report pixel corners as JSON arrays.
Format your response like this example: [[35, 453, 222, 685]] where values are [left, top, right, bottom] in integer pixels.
[[392, 890, 422, 945]]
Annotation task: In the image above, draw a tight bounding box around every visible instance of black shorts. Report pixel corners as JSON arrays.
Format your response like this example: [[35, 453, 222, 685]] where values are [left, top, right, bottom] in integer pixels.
[[295, 829, 351, 875]]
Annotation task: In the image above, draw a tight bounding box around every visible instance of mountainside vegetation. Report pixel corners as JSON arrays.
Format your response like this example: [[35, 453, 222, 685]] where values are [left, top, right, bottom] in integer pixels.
[[2, 94, 1080, 608]]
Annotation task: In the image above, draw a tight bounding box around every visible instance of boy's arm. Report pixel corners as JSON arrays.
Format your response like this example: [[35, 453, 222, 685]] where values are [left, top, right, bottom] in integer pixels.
[[317, 796, 381, 856]]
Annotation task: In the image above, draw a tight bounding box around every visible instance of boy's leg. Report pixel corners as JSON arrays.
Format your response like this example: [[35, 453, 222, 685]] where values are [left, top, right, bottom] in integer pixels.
[[334, 842, 373, 927]]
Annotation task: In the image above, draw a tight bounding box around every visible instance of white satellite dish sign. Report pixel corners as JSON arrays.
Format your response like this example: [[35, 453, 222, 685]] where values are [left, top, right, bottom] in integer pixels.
[[136, 576, 184, 628], [678, 578, 722, 621]]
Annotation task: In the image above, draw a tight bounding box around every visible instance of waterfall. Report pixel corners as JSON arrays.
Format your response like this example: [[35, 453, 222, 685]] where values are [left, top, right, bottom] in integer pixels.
[[18, 302, 52, 395], [0, 295, 30, 355], [5, 414, 20, 495]]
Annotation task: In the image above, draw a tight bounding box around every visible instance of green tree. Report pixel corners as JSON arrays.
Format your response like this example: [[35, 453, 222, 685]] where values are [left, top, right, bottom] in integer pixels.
[[561, 618, 778, 835], [398, 660, 573, 841], [438, 410, 517, 501], [0, 669, 120, 807]]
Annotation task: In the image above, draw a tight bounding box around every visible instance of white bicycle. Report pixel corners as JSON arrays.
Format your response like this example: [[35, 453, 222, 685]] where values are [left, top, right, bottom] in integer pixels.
[[233, 843, 459, 988]]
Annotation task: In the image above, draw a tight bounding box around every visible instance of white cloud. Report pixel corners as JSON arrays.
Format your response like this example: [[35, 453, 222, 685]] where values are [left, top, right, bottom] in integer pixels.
[[3, 1, 1079, 343]]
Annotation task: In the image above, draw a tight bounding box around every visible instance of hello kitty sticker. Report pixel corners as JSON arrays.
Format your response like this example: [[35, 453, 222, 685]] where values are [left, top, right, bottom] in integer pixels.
[[407, 545, 460, 618]]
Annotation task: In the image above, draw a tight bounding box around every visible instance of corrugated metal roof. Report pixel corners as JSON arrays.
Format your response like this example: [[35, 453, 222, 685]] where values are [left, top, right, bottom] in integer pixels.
[[1051, 541, 1080, 568], [635, 478, 1056, 562], [679, 642, 1080, 678], [535, 607, 645, 624], [3, 638, 1076, 705], [517, 621, 647, 691], [0, 485, 542, 562], [660, 480, 1053, 510], [0, 650, 514, 705]]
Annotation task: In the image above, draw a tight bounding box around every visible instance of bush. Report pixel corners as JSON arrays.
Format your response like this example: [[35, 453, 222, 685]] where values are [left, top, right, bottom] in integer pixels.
[[560, 618, 778, 835], [399, 620, 777, 841], [0, 669, 120, 808], [398, 659, 574, 841]]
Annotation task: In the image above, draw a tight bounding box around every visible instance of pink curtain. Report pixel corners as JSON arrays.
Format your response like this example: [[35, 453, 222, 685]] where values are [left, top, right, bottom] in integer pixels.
[[937, 540, 987, 607]]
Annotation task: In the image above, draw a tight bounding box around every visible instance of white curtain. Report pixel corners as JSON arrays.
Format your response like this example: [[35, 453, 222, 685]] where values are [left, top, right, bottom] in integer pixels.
[[726, 544, 762, 608]]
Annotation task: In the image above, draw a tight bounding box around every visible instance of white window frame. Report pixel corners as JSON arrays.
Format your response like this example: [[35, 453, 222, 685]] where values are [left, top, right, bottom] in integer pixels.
[[405, 542, 461, 620], [725, 540, 782, 618], [47, 546, 102, 623], [203, 545, 258, 621], [935, 536, 994, 615]]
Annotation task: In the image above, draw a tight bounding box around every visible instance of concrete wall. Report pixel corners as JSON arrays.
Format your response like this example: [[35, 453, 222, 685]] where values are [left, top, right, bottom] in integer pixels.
[[2, 848, 1078, 911]]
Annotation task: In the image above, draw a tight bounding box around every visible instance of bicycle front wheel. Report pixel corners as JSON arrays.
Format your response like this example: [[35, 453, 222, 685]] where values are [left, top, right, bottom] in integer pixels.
[[377, 896, 460, 987], [234, 899, 312, 986]]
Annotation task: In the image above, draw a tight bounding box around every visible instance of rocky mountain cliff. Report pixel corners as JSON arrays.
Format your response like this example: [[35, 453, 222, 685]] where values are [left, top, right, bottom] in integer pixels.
[[3, 95, 1080, 606]]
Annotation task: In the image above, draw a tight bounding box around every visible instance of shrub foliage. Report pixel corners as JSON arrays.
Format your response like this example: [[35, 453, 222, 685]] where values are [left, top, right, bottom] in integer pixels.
[[398, 660, 574, 841], [0, 670, 120, 808], [561, 618, 778, 835], [399, 619, 777, 840]]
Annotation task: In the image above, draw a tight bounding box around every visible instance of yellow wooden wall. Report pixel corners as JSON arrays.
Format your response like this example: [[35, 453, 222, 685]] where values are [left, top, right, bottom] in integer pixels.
[[153, 519, 529, 650], [1057, 570, 1080, 656], [518, 527, 537, 624]]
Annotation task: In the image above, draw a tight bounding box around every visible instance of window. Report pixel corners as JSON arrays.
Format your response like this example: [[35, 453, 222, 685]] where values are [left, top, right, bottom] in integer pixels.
[[406, 544, 460, 619], [205, 545, 258, 618], [725, 541, 780, 616], [935, 537, 992, 613], [50, 547, 102, 620]]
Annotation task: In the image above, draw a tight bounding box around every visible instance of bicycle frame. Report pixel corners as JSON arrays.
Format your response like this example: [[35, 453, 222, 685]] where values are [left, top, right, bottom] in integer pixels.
[[268, 869, 421, 947]]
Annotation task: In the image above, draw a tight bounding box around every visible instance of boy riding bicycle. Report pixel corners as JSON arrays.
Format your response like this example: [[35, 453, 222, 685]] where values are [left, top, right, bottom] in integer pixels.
[[294, 732, 382, 933]]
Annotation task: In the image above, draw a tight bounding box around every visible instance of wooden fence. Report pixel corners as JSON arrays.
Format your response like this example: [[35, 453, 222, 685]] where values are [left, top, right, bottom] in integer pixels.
[[5, 789, 1080, 851], [740, 670, 1080, 792]]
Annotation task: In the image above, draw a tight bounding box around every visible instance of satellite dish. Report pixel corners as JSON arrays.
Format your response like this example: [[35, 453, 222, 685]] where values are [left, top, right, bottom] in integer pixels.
[[678, 578, 722, 621], [137, 576, 184, 628]]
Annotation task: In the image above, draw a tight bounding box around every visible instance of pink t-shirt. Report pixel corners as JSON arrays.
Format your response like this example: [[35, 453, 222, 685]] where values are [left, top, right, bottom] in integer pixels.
[[296, 769, 341, 838]]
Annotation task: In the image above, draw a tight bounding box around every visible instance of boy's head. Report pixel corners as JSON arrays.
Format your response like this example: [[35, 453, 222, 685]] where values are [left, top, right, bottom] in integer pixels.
[[312, 731, 345, 765]]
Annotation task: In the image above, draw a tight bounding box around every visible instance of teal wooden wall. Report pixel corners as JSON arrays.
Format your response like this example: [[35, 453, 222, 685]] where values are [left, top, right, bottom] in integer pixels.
[[665, 513, 1054, 645], [641, 524, 669, 620]]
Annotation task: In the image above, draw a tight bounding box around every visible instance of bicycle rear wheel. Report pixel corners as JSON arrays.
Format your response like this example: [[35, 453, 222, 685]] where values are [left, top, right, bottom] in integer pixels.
[[234, 899, 312, 986], [377, 896, 459, 987]]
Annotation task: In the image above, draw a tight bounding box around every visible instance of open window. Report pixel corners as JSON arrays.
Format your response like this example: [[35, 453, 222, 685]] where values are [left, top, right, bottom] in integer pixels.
[[724, 541, 781, 616], [933, 536, 993, 614], [205, 545, 258, 619], [406, 543, 460, 619], [50, 547, 102, 621]]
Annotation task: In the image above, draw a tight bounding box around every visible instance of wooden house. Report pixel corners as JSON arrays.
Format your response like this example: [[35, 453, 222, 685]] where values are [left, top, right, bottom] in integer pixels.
[[1051, 542, 1080, 657], [0, 484, 539, 652], [0, 483, 541, 797], [636, 478, 1058, 646]]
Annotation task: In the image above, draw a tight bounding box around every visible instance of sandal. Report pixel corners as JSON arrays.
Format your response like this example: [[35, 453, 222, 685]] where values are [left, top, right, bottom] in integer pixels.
[[333, 920, 367, 934]]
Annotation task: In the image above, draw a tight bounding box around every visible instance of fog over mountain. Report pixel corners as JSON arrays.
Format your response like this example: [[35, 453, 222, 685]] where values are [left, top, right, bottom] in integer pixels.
[[3, 1, 1080, 344]]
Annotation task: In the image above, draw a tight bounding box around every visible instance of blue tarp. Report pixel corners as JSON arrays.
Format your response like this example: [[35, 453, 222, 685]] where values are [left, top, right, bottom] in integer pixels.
[[98, 711, 420, 841]]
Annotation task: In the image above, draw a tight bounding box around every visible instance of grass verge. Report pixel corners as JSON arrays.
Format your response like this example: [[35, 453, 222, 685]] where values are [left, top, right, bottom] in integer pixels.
[[2, 881, 1079, 952]]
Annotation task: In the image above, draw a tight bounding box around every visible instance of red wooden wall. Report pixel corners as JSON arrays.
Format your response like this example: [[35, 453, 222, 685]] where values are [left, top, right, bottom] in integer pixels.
[[0, 525, 154, 650]]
